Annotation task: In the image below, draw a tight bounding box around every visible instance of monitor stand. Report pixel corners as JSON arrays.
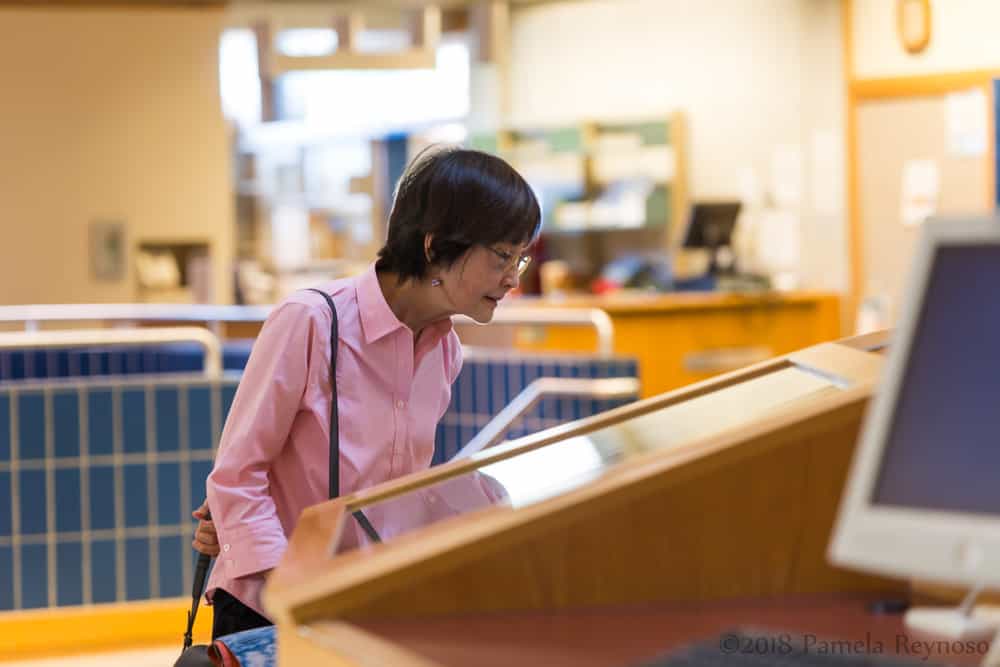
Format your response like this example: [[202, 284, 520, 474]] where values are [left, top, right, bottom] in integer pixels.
[[982, 623, 1000, 667], [904, 584, 1000, 640]]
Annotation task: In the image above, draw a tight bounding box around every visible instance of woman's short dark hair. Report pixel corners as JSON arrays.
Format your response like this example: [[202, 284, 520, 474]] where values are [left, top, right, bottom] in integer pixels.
[[375, 147, 541, 283]]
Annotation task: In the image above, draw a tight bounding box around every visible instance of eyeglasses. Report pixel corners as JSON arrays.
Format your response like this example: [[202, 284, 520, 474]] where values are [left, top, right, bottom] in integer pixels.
[[486, 246, 532, 276]]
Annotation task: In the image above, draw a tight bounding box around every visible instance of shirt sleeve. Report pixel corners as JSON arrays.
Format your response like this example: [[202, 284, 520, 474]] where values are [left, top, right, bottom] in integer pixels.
[[206, 300, 323, 580]]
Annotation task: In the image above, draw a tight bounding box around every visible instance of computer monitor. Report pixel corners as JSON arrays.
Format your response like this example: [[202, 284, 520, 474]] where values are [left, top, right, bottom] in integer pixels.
[[682, 202, 741, 274], [829, 216, 1000, 591]]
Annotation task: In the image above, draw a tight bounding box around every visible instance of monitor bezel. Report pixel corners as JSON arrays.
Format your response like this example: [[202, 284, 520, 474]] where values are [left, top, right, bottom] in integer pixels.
[[829, 216, 1000, 587]]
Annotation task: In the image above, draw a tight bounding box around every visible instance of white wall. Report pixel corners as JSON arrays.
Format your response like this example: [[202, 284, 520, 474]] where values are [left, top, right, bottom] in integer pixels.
[[0, 7, 233, 305], [798, 0, 849, 293], [510, 0, 805, 200], [853, 0, 1000, 78], [504, 0, 848, 291]]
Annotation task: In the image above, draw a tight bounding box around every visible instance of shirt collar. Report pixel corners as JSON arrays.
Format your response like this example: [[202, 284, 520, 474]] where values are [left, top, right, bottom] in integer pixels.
[[415, 316, 455, 358], [356, 263, 454, 347], [357, 263, 403, 344]]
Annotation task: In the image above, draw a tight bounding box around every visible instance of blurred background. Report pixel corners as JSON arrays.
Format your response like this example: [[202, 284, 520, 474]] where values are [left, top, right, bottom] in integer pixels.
[[5, 0, 993, 328]]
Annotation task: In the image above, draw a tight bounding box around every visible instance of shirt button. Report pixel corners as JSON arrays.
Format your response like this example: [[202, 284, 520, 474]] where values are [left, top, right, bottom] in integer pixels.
[[223, 544, 230, 552], [396, 400, 405, 409]]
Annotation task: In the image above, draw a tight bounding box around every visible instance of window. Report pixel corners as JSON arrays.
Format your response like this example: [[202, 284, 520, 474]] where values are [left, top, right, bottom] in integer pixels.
[[219, 29, 470, 133]]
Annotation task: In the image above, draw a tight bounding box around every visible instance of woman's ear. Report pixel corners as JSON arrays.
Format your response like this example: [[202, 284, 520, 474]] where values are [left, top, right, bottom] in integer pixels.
[[423, 233, 435, 264]]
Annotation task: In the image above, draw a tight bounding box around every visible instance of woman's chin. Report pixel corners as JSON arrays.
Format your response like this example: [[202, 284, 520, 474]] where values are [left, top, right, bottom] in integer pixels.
[[464, 298, 498, 324]]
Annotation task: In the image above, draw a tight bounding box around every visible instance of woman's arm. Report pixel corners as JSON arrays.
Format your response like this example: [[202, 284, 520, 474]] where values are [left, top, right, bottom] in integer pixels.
[[205, 301, 322, 579]]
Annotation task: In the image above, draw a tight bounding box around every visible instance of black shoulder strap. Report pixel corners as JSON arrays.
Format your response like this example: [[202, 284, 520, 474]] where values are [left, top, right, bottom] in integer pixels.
[[306, 289, 340, 500], [304, 288, 381, 544], [300, 287, 382, 542]]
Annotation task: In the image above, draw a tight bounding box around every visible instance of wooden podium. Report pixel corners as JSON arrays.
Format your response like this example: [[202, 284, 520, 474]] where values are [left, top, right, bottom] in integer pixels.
[[263, 332, 901, 666]]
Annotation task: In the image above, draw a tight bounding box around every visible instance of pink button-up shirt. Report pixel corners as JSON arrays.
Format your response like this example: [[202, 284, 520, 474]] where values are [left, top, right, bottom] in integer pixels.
[[205, 264, 462, 617]]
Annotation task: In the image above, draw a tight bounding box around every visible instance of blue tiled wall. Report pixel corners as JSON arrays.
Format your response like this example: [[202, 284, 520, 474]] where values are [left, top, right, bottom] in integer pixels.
[[0, 350, 637, 612], [0, 374, 233, 611]]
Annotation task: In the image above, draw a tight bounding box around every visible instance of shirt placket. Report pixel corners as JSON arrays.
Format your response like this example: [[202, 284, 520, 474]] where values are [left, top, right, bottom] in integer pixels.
[[391, 331, 415, 477]]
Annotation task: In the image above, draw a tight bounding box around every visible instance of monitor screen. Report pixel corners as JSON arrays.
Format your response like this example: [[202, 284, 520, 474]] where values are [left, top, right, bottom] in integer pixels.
[[682, 202, 741, 249], [871, 245, 1000, 516]]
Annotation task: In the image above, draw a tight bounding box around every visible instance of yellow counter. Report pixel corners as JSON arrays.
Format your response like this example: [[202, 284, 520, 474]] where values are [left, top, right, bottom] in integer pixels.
[[509, 291, 842, 397]]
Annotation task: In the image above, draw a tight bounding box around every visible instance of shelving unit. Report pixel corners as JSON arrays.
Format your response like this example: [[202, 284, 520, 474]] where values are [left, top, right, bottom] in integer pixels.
[[229, 135, 387, 303], [470, 112, 688, 289]]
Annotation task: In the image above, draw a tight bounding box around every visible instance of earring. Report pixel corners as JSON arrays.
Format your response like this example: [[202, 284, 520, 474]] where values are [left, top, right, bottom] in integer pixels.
[[431, 278, 442, 286]]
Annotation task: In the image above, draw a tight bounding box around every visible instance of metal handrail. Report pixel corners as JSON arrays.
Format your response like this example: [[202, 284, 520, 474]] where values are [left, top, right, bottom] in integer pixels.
[[453, 307, 615, 356], [453, 376, 640, 459], [0, 303, 617, 356], [0, 304, 271, 334], [0, 327, 223, 377]]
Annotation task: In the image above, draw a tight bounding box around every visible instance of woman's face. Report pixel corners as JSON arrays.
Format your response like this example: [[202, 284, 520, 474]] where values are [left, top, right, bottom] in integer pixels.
[[439, 242, 531, 323]]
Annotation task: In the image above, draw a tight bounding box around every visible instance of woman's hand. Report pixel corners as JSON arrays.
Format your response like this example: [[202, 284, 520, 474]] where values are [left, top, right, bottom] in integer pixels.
[[192, 500, 220, 557]]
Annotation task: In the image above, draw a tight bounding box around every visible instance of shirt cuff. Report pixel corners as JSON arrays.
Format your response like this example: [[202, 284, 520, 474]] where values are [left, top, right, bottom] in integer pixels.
[[215, 522, 288, 580]]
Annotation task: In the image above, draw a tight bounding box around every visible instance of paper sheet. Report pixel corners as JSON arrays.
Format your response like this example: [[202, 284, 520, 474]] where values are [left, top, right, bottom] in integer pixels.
[[900, 159, 939, 227], [945, 88, 987, 157], [756, 209, 801, 271], [771, 144, 803, 208]]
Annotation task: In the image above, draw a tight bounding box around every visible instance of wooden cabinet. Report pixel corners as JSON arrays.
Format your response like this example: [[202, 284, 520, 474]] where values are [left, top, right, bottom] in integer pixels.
[[511, 292, 841, 397]]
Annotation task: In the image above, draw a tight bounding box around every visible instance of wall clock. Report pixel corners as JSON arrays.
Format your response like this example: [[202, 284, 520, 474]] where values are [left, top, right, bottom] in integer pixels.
[[897, 0, 932, 54]]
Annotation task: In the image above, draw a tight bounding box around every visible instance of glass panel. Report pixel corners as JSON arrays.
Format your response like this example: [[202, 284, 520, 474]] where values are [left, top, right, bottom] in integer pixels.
[[355, 29, 412, 54], [338, 470, 516, 552], [604, 365, 842, 454], [338, 364, 841, 553], [276, 28, 339, 57]]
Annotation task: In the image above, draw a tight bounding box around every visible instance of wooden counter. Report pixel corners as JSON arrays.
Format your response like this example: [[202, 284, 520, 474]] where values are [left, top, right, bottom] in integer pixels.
[[501, 291, 842, 398], [342, 593, 984, 667], [263, 334, 907, 667]]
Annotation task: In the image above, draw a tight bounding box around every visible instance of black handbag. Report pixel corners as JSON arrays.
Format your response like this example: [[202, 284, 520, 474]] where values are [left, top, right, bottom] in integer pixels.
[[175, 289, 350, 666]]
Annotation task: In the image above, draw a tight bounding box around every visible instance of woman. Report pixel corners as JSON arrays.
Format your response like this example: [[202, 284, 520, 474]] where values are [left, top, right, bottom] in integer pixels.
[[191, 147, 540, 639]]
